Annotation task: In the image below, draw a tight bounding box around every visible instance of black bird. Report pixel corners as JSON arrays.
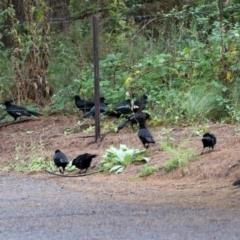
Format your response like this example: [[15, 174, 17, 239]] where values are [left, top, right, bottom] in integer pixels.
[[83, 97, 106, 118], [104, 94, 147, 118], [105, 99, 132, 117], [74, 95, 94, 112], [72, 153, 97, 173], [138, 121, 155, 148], [53, 149, 69, 174], [201, 133, 217, 154], [233, 179, 240, 186], [117, 111, 150, 132], [134, 94, 148, 112], [2, 101, 42, 121]]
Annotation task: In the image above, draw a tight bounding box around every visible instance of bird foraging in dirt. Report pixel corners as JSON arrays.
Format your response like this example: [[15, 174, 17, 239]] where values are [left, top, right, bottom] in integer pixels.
[[2, 101, 42, 121], [201, 133, 217, 154], [117, 111, 150, 132], [74, 95, 94, 112], [72, 153, 97, 173], [104, 98, 132, 117], [138, 121, 155, 148], [83, 97, 106, 118], [53, 149, 69, 174]]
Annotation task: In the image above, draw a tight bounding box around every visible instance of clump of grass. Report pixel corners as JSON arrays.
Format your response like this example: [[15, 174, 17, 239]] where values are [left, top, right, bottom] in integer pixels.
[[185, 86, 223, 123], [100, 144, 150, 174], [64, 121, 82, 135], [4, 156, 54, 172], [83, 125, 95, 133], [161, 137, 197, 176], [138, 164, 158, 177], [3, 133, 53, 171], [102, 120, 119, 133]]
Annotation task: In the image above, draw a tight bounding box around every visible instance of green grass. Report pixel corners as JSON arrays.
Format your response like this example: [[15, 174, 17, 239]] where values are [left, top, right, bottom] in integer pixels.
[[138, 165, 158, 177], [3, 133, 52, 172], [185, 86, 224, 123], [161, 138, 198, 176]]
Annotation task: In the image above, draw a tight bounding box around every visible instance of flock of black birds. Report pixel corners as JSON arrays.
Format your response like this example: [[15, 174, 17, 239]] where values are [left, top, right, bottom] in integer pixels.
[[52, 93, 154, 175], [1, 96, 240, 186], [74, 93, 154, 148]]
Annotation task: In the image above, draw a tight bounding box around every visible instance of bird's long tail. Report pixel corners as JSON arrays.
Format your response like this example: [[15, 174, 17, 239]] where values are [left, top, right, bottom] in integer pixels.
[[83, 111, 93, 118], [117, 120, 131, 132], [28, 110, 42, 117], [233, 179, 240, 186]]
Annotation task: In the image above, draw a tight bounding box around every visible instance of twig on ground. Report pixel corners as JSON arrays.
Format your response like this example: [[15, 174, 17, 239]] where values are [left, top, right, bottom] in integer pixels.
[[222, 159, 240, 176], [44, 169, 103, 177], [0, 119, 39, 129]]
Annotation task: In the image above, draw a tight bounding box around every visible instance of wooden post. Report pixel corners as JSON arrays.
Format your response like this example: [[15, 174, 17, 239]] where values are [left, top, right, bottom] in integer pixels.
[[92, 16, 100, 142]]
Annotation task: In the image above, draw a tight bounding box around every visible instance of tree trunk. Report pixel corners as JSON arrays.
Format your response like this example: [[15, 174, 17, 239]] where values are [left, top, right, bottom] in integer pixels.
[[5, 0, 70, 105], [9, 0, 25, 23], [8, 0, 71, 32], [9, 0, 55, 105]]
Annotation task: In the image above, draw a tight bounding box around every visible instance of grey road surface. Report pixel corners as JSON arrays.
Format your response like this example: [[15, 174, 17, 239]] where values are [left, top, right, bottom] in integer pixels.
[[0, 173, 240, 240]]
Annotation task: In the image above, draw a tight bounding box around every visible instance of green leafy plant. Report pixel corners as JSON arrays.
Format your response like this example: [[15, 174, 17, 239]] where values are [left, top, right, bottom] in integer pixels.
[[100, 144, 149, 174], [2, 1, 240, 126], [65, 161, 76, 172], [138, 164, 158, 177], [161, 138, 197, 176], [45, 84, 78, 115], [102, 120, 119, 133]]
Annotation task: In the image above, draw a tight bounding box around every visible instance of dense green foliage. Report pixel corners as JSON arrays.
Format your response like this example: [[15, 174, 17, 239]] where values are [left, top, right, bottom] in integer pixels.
[[1, 1, 240, 124]]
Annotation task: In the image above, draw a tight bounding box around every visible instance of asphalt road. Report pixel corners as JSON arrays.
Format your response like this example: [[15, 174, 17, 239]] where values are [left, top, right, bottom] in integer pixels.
[[0, 173, 240, 240]]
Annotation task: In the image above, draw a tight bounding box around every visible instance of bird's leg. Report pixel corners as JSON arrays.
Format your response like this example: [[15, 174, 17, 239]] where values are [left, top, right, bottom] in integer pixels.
[[83, 169, 88, 173], [201, 148, 204, 155]]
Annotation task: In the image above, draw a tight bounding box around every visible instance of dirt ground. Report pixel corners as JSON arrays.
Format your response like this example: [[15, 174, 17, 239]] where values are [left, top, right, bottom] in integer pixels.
[[1, 113, 240, 209], [2, 113, 240, 239]]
